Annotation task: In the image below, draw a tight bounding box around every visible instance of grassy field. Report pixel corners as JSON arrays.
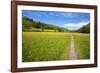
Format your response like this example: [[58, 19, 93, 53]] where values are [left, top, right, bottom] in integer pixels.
[[22, 32, 70, 62], [73, 33, 90, 59]]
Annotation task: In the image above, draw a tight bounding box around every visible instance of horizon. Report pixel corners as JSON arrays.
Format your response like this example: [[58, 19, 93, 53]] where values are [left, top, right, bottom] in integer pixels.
[[22, 10, 90, 30]]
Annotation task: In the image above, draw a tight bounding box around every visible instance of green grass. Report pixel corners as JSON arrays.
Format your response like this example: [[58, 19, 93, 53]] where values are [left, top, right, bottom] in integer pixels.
[[73, 33, 90, 59], [22, 32, 70, 62], [42, 29, 56, 32]]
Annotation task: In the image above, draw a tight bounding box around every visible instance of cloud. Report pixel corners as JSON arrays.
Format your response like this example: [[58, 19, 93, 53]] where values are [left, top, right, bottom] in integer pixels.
[[59, 13, 74, 18], [35, 14, 42, 17], [30, 12, 44, 17], [64, 21, 89, 30], [49, 12, 74, 18], [49, 13, 55, 16], [49, 13, 60, 17]]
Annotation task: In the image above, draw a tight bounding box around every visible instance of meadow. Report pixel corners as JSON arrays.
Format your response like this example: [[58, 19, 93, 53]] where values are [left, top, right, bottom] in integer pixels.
[[22, 32, 90, 62], [22, 14, 90, 62], [73, 33, 90, 59], [22, 32, 70, 62]]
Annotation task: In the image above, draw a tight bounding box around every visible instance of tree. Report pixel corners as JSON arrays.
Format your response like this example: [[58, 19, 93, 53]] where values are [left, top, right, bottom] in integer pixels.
[[22, 17, 32, 31]]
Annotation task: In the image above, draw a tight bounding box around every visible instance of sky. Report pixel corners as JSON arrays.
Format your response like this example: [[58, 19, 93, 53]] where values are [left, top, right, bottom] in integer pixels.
[[22, 10, 90, 30]]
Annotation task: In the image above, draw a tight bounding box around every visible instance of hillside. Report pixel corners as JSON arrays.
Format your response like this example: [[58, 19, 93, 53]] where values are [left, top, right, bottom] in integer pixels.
[[22, 17, 68, 32], [76, 23, 90, 33]]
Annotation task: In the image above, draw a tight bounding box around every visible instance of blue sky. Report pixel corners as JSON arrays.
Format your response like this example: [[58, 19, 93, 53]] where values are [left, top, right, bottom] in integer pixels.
[[22, 10, 90, 30]]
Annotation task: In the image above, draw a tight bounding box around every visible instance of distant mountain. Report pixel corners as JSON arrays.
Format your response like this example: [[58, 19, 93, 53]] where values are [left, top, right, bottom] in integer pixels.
[[76, 23, 90, 33], [22, 17, 68, 32]]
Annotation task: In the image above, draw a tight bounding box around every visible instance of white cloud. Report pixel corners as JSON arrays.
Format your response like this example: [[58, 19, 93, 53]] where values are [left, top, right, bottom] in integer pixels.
[[49, 13, 55, 16], [64, 21, 89, 30], [49, 13, 60, 17], [59, 13, 73, 17], [49, 12, 74, 18], [35, 14, 42, 17]]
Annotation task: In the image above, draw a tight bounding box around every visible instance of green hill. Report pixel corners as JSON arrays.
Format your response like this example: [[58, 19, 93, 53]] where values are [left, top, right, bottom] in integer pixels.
[[22, 17, 68, 32], [75, 23, 90, 33]]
